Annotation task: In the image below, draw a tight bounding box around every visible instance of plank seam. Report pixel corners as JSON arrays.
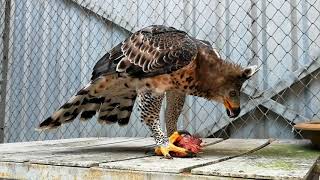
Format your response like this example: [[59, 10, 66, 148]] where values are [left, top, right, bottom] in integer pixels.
[[0, 138, 146, 158], [91, 139, 226, 168], [202, 138, 226, 147], [182, 139, 274, 173]]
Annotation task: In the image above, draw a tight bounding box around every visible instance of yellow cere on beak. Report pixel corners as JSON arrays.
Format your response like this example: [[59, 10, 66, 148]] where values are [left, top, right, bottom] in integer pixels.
[[224, 99, 232, 111], [224, 99, 239, 111]]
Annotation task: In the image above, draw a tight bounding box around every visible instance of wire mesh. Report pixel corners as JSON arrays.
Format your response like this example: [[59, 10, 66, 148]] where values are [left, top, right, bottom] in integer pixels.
[[0, 0, 319, 142]]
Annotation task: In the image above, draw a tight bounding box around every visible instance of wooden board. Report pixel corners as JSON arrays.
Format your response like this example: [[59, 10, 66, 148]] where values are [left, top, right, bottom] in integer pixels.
[[0, 162, 238, 180], [0, 138, 318, 179], [100, 139, 269, 173], [294, 121, 320, 130], [0, 137, 222, 168], [0, 137, 97, 150], [0, 137, 148, 167], [28, 138, 155, 167], [191, 140, 320, 179], [0, 137, 140, 153]]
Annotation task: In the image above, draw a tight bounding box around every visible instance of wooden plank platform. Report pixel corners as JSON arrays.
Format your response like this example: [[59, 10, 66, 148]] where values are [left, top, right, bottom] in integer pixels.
[[192, 140, 320, 179], [0, 138, 318, 180]]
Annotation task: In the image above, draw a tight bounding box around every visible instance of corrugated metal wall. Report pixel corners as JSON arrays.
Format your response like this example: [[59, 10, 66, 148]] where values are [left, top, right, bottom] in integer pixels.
[[1, 0, 319, 142]]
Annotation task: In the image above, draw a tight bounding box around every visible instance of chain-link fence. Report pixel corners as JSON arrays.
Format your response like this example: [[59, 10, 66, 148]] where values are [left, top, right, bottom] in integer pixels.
[[0, 0, 319, 143]]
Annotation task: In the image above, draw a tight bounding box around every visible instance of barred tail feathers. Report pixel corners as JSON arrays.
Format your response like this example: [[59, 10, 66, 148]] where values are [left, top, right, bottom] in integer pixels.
[[37, 82, 137, 130], [37, 82, 104, 130], [97, 93, 136, 125]]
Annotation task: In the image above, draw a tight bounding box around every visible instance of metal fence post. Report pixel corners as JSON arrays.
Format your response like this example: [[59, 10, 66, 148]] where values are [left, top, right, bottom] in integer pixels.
[[0, 0, 11, 143]]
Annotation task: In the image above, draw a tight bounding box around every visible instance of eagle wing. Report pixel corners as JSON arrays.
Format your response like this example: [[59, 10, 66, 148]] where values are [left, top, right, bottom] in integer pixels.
[[91, 25, 198, 80]]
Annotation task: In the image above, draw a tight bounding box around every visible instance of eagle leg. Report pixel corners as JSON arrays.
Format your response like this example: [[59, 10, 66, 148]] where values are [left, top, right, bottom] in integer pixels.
[[165, 91, 186, 136], [138, 90, 191, 159]]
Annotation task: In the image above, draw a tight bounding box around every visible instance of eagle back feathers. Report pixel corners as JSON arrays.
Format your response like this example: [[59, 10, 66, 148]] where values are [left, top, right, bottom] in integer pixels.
[[91, 25, 198, 80]]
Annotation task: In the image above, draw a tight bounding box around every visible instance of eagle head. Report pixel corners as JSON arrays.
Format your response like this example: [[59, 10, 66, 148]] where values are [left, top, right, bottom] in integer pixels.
[[196, 51, 258, 118]]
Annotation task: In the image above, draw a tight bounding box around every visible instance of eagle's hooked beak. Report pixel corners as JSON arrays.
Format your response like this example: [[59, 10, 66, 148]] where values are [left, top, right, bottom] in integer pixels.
[[223, 100, 240, 118]]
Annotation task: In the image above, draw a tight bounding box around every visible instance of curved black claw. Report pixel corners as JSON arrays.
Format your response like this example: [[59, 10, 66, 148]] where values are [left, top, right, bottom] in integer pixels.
[[164, 153, 173, 159]]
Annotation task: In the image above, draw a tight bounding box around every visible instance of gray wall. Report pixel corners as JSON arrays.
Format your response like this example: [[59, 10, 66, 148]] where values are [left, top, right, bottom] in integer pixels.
[[1, 0, 319, 142], [0, 0, 4, 74]]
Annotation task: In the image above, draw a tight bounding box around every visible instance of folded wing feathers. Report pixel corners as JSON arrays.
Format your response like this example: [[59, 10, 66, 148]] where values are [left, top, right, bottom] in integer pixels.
[[95, 25, 199, 80]]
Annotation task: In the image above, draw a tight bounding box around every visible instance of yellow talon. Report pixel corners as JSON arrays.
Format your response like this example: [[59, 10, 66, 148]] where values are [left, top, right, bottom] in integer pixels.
[[169, 131, 183, 143], [155, 146, 172, 159], [154, 131, 194, 158]]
